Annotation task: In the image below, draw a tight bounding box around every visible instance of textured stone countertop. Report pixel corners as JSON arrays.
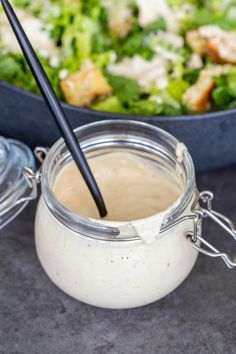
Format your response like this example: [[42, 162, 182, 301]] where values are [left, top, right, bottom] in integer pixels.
[[0, 165, 236, 354]]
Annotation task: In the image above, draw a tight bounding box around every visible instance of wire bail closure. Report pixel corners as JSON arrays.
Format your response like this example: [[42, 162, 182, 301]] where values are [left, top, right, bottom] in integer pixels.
[[187, 191, 236, 269], [0, 165, 40, 229]]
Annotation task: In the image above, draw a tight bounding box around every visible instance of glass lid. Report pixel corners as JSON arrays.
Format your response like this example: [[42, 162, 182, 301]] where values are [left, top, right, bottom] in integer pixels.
[[0, 136, 35, 229]]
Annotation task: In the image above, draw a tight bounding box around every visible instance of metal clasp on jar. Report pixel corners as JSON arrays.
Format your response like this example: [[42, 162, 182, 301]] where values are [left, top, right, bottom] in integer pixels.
[[186, 191, 236, 269], [0, 166, 40, 225]]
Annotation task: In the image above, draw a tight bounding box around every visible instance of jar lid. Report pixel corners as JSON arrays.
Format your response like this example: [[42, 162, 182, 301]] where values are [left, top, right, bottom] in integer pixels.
[[0, 136, 35, 229]]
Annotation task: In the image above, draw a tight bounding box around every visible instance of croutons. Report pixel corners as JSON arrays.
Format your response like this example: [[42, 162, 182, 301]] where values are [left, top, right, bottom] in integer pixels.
[[186, 30, 207, 56], [186, 25, 236, 64], [207, 36, 236, 64], [102, 0, 133, 38], [60, 62, 112, 107], [183, 76, 215, 113], [107, 8, 133, 39], [183, 65, 231, 113]]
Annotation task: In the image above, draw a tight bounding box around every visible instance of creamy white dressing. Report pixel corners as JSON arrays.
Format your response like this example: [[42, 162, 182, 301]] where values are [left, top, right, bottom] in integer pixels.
[[53, 152, 181, 222], [201, 65, 232, 78], [157, 31, 184, 48], [198, 25, 231, 39], [153, 46, 181, 63], [150, 95, 163, 104], [35, 195, 198, 308], [108, 55, 169, 90], [175, 3, 196, 21], [176, 143, 188, 164], [101, 0, 130, 10], [35, 146, 198, 309], [59, 69, 69, 80], [156, 77, 169, 90], [187, 53, 203, 69], [148, 31, 184, 64], [136, 0, 179, 32], [0, 9, 58, 60]]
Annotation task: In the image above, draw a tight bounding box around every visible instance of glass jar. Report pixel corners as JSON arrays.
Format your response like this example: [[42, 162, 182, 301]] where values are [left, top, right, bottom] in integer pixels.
[[2, 121, 236, 309], [35, 120, 198, 309]]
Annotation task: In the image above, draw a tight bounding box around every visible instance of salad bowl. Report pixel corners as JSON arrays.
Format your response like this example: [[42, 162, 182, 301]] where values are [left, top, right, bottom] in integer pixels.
[[0, 79, 236, 171], [2, 0, 236, 170]]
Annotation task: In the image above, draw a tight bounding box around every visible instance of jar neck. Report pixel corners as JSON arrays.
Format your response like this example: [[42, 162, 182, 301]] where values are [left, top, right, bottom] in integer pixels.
[[41, 120, 196, 241]]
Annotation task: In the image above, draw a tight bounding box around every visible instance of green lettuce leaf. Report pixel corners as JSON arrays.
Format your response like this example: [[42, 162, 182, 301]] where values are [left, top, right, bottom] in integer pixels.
[[106, 74, 141, 104], [92, 96, 126, 113]]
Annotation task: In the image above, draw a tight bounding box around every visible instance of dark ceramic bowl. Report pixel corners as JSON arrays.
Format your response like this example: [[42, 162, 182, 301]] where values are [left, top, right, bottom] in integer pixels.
[[0, 80, 235, 171]]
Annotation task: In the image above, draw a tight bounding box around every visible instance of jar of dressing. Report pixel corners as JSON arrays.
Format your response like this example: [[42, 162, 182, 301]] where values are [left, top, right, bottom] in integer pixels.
[[1, 121, 236, 309]]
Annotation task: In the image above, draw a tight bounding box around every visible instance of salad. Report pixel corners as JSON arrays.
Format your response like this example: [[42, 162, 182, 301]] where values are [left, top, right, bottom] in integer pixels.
[[1, 0, 236, 116]]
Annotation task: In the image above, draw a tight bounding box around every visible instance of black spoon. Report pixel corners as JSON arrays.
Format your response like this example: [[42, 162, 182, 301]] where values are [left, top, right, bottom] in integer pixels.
[[1, 0, 107, 218]]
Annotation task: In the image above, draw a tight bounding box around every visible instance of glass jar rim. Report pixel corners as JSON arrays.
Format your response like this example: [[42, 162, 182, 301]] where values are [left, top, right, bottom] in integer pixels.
[[41, 120, 196, 241]]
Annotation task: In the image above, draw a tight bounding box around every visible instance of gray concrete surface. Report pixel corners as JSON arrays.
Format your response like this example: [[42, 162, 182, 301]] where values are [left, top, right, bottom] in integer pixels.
[[0, 166, 236, 354]]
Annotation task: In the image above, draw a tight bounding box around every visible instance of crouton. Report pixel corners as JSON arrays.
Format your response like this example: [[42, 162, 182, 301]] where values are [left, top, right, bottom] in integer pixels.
[[207, 36, 236, 64], [186, 25, 236, 64], [183, 65, 231, 113], [183, 76, 215, 113], [186, 30, 207, 56], [60, 62, 112, 107], [108, 9, 133, 39], [102, 0, 133, 38]]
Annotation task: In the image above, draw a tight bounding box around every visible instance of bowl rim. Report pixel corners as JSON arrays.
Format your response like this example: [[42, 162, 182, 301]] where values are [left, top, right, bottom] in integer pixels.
[[0, 79, 235, 122]]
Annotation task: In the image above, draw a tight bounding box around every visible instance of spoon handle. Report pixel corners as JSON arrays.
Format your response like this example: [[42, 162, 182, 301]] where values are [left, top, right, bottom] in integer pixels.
[[1, 0, 107, 217]]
